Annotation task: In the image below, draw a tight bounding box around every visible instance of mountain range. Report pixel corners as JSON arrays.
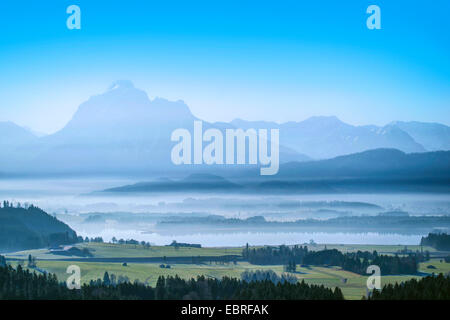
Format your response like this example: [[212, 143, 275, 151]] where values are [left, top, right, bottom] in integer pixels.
[[100, 149, 450, 194], [1, 80, 449, 175], [231, 117, 432, 159]]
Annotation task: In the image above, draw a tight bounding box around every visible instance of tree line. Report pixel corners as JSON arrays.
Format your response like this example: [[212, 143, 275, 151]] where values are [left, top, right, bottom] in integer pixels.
[[240, 270, 297, 284], [421, 232, 450, 251], [368, 273, 450, 300], [243, 244, 426, 275], [0, 262, 343, 300]]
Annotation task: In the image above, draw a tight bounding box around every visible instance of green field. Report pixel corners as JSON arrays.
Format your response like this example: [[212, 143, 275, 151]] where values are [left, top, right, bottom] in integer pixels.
[[5, 242, 244, 260], [5, 243, 450, 300], [5, 243, 437, 260]]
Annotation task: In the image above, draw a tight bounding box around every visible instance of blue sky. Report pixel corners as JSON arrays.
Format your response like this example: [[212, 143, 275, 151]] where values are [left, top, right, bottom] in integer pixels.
[[0, 0, 449, 133]]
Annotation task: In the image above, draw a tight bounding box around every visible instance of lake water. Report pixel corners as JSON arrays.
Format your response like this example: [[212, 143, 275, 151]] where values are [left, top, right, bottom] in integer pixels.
[[75, 228, 423, 247]]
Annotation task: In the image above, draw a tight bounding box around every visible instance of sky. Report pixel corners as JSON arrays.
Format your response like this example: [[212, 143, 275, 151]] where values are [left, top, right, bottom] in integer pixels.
[[0, 0, 449, 134]]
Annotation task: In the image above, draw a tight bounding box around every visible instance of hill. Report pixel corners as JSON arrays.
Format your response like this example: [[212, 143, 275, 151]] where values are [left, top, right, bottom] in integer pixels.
[[101, 149, 450, 194], [103, 173, 243, 193], [0, 202, 79, 252]]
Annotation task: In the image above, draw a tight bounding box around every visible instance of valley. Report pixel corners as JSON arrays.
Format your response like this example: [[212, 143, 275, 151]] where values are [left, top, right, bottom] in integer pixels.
[[4, 242, 450, 300]]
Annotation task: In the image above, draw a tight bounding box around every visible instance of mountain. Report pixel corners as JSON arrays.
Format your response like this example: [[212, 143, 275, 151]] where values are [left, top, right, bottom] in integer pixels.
[[0, 81, 448, 175], [0, 122, 39, 171], [232, 116, 426, 159], [226, 148, 450, 194], [390, 121, 450, 151], [32, 80, 198, 173], [0, 203, 78, 252], [101, 149, 450, 194], [0, 121, 37, 147], [277, 148, 450, 179], [23, 126, 48, 138], [12, 81, 307, 174]]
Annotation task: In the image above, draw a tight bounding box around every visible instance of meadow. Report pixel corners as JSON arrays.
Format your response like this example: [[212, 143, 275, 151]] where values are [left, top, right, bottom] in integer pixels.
[[5, 242, 450, 300]]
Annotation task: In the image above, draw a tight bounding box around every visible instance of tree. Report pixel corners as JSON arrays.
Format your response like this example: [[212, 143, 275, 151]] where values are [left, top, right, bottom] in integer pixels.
[[27, 255, 36, 268], [0, 255, 6, 267], [103, 271, 111, 285], [155, 276, 166, 299]]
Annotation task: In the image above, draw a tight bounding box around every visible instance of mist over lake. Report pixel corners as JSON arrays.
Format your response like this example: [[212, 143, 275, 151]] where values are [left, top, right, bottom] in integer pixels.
[[1, 177, 448, 247]]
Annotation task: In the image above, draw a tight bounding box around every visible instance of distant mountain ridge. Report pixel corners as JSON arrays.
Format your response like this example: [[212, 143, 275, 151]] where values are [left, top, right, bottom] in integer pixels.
[[277, 148, 450, 179], [231, 117, 428, 159], [390, 121, 450, 151], [100, 149, 450, 194], [0, 81, 449, 175]]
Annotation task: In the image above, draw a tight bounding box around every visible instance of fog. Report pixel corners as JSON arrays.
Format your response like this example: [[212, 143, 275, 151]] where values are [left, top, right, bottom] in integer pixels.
[[1, 177, 449, 247]]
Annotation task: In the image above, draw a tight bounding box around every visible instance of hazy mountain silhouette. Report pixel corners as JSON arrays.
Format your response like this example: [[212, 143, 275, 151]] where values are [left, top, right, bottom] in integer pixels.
[[0, 121, 39, 171], [100, 149, 450, 194], [32, 80, 197, 173], [0, 81, 448, 175], [6, 81, 308, 174], [232, 116, 426, 159], [0, 121, 37, 147], [277, 148, 450, 179], [390, 121, 450, 151]]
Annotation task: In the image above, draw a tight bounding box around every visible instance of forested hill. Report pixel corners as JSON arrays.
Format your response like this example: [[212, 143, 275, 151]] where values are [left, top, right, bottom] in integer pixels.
[[0, 202, 78, 252]]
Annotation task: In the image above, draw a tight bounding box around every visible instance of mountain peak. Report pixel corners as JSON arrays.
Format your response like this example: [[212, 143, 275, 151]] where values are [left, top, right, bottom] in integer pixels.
[[107, 80, 135, 91]]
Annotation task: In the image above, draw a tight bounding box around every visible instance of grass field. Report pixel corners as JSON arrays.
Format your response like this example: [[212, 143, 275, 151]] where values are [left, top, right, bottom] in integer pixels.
[[4, 243, 437, 260], [5, 243, 450, 300], [4, 242, 244, 260]]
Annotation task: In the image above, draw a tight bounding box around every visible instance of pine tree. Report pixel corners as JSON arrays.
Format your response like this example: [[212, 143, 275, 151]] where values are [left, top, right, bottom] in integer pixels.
[[103, 271, 111, 285]]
